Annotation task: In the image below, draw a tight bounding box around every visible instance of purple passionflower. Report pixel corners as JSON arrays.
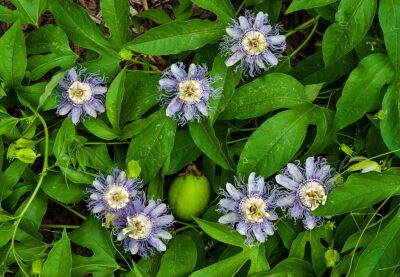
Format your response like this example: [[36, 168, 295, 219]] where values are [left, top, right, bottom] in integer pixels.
[[113, 196, 174, 257], [275, 157, 338, 230], [221, 10, 286, 77], [56, 67, 107, 125], [217, 172, 278, 245], [159, 63, 218, 125], [87, 168, 142, 222]]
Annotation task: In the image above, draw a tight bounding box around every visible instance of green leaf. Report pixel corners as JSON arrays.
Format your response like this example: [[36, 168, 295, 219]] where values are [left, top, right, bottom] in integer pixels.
[[42, 229, 72, 277], [100, 0, 131, 47], [335, 53, 394, 130], [83, 118, 120, 140], [219, 73, 308, 120], [49, 0, 114, 54], [251, 258, 314, 276], [381, 81, 400, 156], [379, 0, 400, 70], [322, 0, 376, 64], [41, 172, 87, 204], [238, 104, 333, 178], [353, 209, 400, 276], [158, 234, 197, 277], [289, 228, 332, 276], [0, 6, 18, 23], [190, 0, 234, 23], [166, 130, 202, 175], [0, 21, 27, 89], [0, 160, 27, 201], [136, 9, 172, 25], [39, 71, 66, 110], [69, 217, 119, 276], [248, 245, 270, 274], [313, 169, 400, 216], [287, 0, 338, 13], [26, 25, 76, 81], [11, 0, 47, 25], [191, 249, 250, 277], [0, 222, 13, 248], [53, 118, 76, 166], [125, 20, 225, 55], [194, 218, 247, 248], [126, 110, 177, 182], [122, 71, 160, 123], [106, 67, 126, 129], [209, 53, 241, 123], [189, 120, 231, 170]]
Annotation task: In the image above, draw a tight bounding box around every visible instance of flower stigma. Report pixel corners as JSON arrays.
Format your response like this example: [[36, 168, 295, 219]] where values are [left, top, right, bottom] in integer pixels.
[[123, 214, 153, 240], [105, 186, 130, 209], [241, 31, 269, 56], [68, 81, 92, 104], [298, 181, 327, 211], [178, 80, 202, 103], [241, 197, 270, 222]]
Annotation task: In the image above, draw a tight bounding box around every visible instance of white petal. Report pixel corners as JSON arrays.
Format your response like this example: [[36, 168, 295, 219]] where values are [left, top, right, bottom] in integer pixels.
[[287, 163, 304, 182], [154, 230, 172, 240], [117, 231, 126, 241], [144, 199, 157, 214], [159, 78, 177, 89], [58, 103, 72, 116], [90, 193, 102, 200], [150, 203, 167, 217], [264, 50, 278, 66], [275, 175, 297, 190], [219, 199, 236, 211], [225, 51, 245, 67], [218, 212, 239, 224], [253, 12, 266, 29], [269, 35, 286, 45], [277, 194, 296, 207], [248, 172, 257, 185], [196, 102, 209, 116], [129, 240, 139, 255], [106, 175, 113, 185], [117, 171, 127, 183], [253, 225, 266, 243], [305, 157, 315, 179], [171, 64, 186, 81], [149, 236, 167, 252], [226, 182, 243, 200], [236, 221, 248, 235], [92, 180, 104, 191], [156, 215, 174, 226], [71, 108, 82, 125], [84, 103, 97, 118], [67, 68, 78, 81], [166, 97, 183, 117], [225, 27, 243, 39], [92, 204, 105, 213], [188, 64, 197, 79], [184, 105, 195, 121], [92, 85, 107, 95], [239, 16, 250, 30]]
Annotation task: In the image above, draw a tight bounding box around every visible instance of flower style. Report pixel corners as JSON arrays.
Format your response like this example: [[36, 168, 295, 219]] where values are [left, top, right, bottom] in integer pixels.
[[113, 196, 174, 257], [221, 10, 286, 77], [217, 172, 278, 244], [159, 63, 217, 125], [87, 168, 142, 222], [57, 67, 107, 125], [275, 157, 338, 229]]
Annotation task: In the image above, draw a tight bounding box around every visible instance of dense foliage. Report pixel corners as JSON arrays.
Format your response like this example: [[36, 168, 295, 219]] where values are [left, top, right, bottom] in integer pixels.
[[0, 0, 399, 276]]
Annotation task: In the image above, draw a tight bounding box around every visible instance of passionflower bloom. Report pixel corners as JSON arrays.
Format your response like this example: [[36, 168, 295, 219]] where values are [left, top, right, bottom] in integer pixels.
[[159, 63, 217, 125], [56, 67, 107, 125], [87, 168, 142, 222], [217, 172, 278, 244], [113, 196, 174, 257], [221, 10, 286, 77], [275, 157, 338, 229]]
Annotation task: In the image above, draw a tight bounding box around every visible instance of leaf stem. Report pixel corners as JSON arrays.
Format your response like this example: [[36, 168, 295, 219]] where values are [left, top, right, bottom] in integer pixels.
[[52, 200, 87, 221], [85, 141, 130, 145], [227, 137, 249, 145], [289, 16, 320, 58], [235, 1, 246, 17], [285, 16, 319, 38], [40, 224, 80, 229]]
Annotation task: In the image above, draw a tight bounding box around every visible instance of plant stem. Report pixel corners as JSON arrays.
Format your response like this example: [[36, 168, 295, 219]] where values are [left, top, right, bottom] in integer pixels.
[[227, 137, 249, 145], [53, 200, 87, 220], [5, 105, 50, 276], [289, 16, 320, 58], [235, 1, 246, 16], [285, 16, 319, 38], [85, 141, 130, 145]]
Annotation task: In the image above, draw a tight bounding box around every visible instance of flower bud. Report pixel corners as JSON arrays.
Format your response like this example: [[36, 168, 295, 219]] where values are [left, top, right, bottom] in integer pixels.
[[14, 148, 38, 164], [340, 144, 354, 156], [325, 248, 340, 268], [119, 48, 133, 61], [15, 138, 36, 149], [31, 259, 43, 275]]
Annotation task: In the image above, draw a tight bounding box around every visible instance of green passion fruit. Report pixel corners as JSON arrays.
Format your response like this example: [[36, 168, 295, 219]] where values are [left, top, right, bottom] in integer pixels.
[[168, 164, 210, 221]]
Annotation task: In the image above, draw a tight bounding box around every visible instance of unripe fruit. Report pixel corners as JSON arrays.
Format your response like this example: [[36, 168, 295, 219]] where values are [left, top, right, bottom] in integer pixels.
[[168, 164, 210, 221]]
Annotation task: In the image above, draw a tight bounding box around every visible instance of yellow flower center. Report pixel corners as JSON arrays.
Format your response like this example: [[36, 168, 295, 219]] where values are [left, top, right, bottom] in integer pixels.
[[178, 80, 202, 103], [105, 186, 129, 209], [298, 181, 327, 211], [241, 197, 270, 223], [241, 31, 269, 56], [123, 214, 153, 240], [68, 81, 92, 104]]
